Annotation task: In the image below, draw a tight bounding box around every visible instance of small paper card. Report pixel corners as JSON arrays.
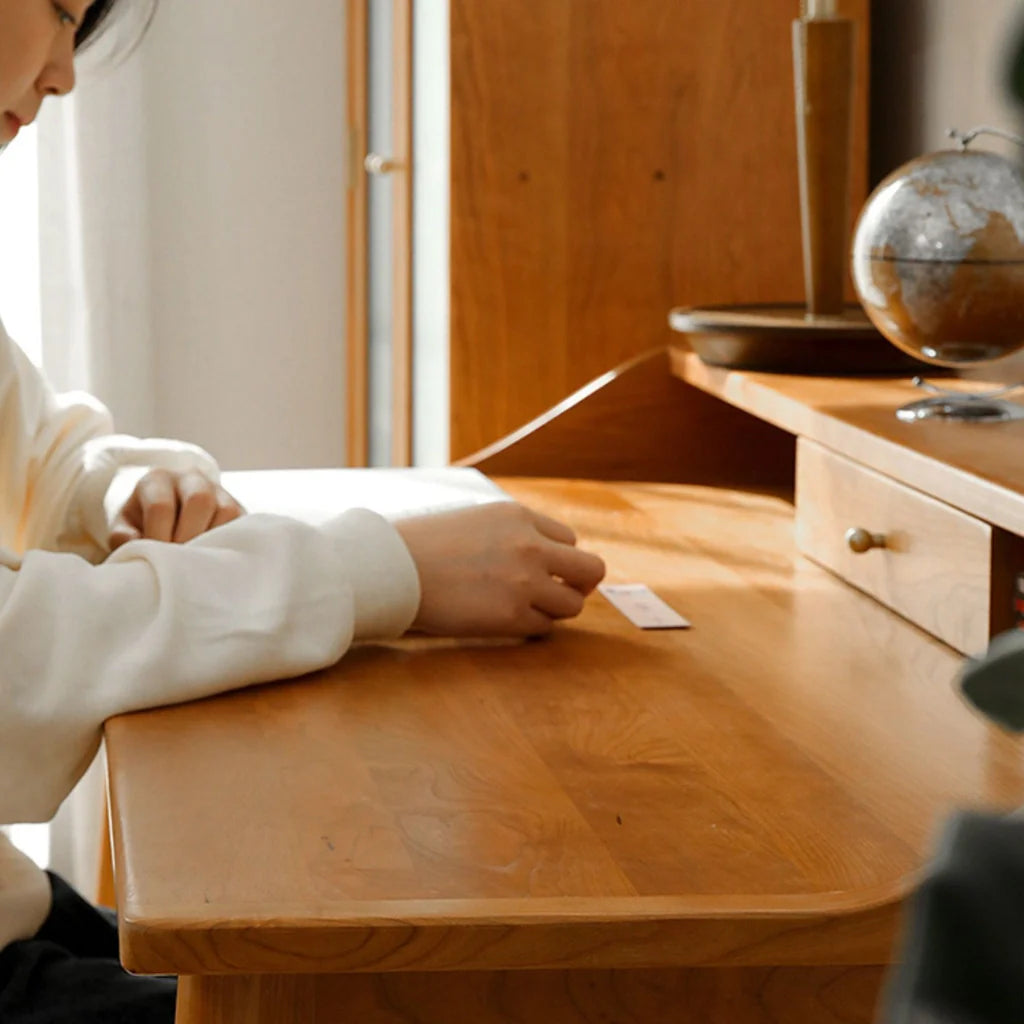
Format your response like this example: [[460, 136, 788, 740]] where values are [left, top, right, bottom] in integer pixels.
[[598, 583, 691, 630]]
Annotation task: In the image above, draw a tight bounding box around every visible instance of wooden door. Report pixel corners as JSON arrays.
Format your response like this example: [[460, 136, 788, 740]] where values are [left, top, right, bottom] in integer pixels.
[[449, 0, 870, 460]]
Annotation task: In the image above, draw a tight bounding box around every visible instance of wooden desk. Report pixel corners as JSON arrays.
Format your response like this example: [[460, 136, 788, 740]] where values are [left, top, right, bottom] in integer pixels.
[[106, 457, 1024, 1022]]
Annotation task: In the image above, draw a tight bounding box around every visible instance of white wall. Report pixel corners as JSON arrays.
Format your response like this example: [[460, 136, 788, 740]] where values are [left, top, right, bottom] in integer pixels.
[[140, 0, 349, 469], [42, 0, 450, 471], [412, 0, 450, 466], [0, 127, 42, 365], [872, 0, 1024, 179]]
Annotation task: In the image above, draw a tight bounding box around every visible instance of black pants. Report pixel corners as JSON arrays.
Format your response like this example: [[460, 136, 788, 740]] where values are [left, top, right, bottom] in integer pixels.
[[0, 873, 175, 1023], [882, 812, 1024, 1024]]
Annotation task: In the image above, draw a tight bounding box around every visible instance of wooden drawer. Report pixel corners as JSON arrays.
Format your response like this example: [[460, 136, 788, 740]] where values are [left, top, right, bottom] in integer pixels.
[[795, 439, 1007, 655]]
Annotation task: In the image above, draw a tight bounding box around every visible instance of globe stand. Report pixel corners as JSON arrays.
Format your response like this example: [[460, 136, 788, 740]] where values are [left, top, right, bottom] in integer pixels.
[[896, 378, 1024, 423]]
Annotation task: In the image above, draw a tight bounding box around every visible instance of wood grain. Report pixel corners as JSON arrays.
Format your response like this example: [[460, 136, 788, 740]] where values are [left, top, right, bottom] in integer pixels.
[[672, 346, 1024, 538], [449, 0, 870, 459], [458, 349, 796, 489], [96, 790, 116, 909], [176, 965, 885, 1023], [105, 479, 1024, 981], [796, 438, 996, 655]]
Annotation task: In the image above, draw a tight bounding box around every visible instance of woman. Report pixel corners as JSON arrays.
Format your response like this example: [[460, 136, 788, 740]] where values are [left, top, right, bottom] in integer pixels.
[[0, 2, 606, 1020]]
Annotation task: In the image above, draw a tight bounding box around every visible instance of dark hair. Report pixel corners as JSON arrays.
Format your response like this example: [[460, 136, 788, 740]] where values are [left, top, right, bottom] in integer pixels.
[[75, 0, 157, 55], [75, 0, 119, 51]]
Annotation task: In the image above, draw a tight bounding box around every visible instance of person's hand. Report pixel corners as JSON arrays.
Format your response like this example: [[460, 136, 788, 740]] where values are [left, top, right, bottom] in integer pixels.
[[109, 468, 245, 551], [395, 501, 606, 638]]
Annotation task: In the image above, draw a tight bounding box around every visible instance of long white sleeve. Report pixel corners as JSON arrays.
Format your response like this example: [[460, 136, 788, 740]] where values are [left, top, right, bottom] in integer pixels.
[[0, 321, 422, 946], [0, 321, 422, 820], [0, 507, 420, 946], [0, 319, 217, 561], [0, 508, 420, 826]]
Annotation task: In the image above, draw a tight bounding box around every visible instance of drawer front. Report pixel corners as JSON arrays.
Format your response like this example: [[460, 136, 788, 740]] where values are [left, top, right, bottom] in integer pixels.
[[796, 439, 993, 655]]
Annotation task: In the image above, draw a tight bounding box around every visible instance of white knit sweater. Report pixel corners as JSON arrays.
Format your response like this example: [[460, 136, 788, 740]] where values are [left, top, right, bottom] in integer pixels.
[[0, 321, 420, 951]]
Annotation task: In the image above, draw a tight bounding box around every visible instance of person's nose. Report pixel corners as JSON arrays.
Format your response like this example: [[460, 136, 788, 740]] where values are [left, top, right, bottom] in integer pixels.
[[36, 36, 77, 98]]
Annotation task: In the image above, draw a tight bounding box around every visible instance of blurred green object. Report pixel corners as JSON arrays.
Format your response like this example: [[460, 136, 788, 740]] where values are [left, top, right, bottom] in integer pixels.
[[960, 629, 1024, 733]]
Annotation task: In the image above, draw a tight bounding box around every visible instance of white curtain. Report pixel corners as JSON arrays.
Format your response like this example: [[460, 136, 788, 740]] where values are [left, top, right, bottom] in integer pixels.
[[38, 50, 157, 437], [0, 127, 43, 365]]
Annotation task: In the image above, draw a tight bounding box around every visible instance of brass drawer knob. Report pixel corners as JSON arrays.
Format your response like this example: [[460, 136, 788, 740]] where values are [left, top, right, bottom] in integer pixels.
[[845, 527, 887, 554]]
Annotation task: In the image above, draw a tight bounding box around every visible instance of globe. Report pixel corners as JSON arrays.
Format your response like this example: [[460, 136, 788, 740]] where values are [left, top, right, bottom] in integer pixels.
[[852, 141, 1024, 368]]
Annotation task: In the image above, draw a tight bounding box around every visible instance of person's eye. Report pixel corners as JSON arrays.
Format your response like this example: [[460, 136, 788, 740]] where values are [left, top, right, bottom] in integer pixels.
[[52, 3, 78, 28]]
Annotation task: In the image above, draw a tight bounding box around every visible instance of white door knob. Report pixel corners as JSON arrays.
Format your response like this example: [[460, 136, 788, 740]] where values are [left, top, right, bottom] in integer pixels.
[[364, 153, 404, 176]]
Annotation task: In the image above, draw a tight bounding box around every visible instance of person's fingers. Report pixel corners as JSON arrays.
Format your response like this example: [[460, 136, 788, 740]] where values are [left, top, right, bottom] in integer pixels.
[[545, 543, 607, 595], [172, 471, 220, 543], [529, 509, 577, 546], [136, 470, 178, 543], [532, 579, 586, 620], [110, 476, 244, 550], [517, 607, 555, 638], [396, 502, 603, 639], [208, 486, 245, 530], [107, 518, 142, 552]]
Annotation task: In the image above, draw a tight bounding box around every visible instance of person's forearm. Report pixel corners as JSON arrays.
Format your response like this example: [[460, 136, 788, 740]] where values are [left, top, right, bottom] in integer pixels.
[[0, 509, 419, 825]]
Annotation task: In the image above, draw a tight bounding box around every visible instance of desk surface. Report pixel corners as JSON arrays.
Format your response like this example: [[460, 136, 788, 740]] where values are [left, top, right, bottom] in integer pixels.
[[106, 477, 1024, 977]]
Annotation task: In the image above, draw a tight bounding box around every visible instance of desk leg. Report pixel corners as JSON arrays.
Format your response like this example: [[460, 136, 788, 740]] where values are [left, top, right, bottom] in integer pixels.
[[177, 966, 885, 1023], [176, 975, 315, 1024]]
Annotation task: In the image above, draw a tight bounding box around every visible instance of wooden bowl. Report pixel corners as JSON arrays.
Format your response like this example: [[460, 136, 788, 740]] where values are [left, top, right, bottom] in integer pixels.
[[669, 303, 925, 375]]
